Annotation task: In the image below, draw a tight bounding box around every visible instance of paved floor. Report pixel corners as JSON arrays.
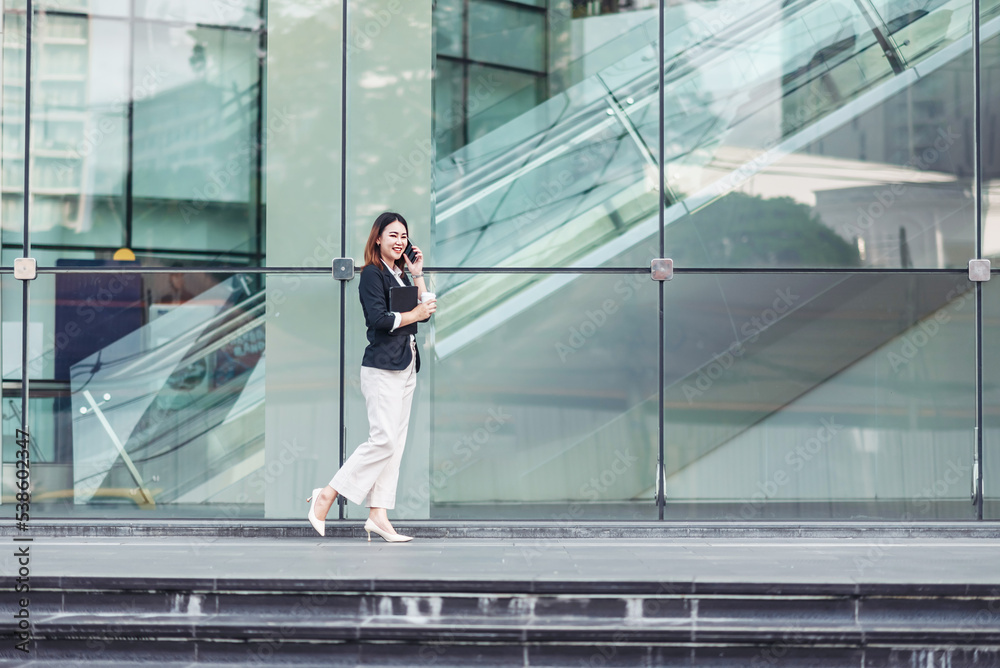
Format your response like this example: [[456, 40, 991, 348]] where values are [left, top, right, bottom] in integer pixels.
[[4, 534, 1000, 587]]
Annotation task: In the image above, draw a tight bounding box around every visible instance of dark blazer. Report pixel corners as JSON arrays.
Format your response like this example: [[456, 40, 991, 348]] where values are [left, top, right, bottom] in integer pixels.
[[359, 262, 429, 372]]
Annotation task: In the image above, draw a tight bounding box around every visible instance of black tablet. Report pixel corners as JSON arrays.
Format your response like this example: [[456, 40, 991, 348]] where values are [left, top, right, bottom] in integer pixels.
[[389, 285, 419, 313]]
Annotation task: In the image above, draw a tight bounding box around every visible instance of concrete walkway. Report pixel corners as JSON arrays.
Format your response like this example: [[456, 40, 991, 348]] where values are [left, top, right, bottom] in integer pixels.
[[5, 533, 1000, 589]]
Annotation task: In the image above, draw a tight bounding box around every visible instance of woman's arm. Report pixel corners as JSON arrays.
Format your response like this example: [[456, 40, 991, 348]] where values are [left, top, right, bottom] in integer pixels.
[[413, 275, 428, 298], [359, 265, 396, 331], [413, 273, 432, 324], [398, 300, 436, 328], [404, 244, 435, 324]]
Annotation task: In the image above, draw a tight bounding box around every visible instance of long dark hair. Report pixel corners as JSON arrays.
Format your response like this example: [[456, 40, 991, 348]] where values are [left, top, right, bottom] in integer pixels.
[[362, 211, 409, 270]]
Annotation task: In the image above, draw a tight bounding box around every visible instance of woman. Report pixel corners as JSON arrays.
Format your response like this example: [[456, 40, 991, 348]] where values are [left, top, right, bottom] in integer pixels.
[[307, 212, 436, 542]]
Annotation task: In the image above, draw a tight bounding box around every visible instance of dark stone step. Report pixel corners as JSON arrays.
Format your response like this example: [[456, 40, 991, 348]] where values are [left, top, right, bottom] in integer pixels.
[[10, 614, 1000, 644], [18, 575, 1000, 597], [2, 640, 1000, 667], [4, 580, 1000, 649]]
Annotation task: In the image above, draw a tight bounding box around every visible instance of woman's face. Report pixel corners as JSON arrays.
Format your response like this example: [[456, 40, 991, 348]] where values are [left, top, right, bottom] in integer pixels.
[[377, 220, 408, 263]]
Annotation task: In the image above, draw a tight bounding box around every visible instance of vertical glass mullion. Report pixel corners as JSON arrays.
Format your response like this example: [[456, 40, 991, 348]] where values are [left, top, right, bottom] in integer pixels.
[[461, 0, 469, 147], [974, 0, 985, 520], [254, 0, 266, 267], [21, 1, 29, 261], [657, 0, 665, 520], [977, 283, 984, 519], [124, 0, 134, 250], [337, 0, 348, 521], [20, 0, 34, 493]]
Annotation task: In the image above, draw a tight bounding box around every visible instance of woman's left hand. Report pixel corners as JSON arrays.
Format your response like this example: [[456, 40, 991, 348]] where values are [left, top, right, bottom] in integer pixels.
[[404, 245, 424, 276]]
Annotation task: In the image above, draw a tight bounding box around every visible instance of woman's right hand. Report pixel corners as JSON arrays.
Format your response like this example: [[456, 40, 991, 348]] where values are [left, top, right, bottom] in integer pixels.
[[412, 298, 437, 320]]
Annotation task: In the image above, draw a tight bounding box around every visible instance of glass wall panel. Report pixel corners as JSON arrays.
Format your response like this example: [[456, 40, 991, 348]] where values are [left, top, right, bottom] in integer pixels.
[[432, 0, 658, 269], [1, 248, 93, 382], [29, 13, 128, 248], [0, 269, 24, 383], [5, 2, 265, 265], [131, 18, 263, 260], [263, 0, 343, 518], [985, 278, 1000, 519], [0, 273, 18, 491], [981, 0, 1000, 520], [464, 63, 543, 145], [264, 0, 341, 271], [133, 0, 262, 29], [982, 3, 1000, 261], [2, 7, 28, 242], [663, 272, 977, 520], [2, 253, 250, 392], [344, 271, 659, 520], [345, 0, 432, 266], [572, 1, 656, 18], [435, 0, 463, 58], [434, 58, 463, 157], [0, 271, 339, 518], [344, 0, 436, 520], [660, 0, 978, 269], [468, 0, 545, 72], [33, 1, 129, 18]]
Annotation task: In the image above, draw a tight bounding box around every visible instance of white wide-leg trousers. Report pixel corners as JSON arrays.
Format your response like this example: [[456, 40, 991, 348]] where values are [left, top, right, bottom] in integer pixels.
[[330, 340, 417, 509]]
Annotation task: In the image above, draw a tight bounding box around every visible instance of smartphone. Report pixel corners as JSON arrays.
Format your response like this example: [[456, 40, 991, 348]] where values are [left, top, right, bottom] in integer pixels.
[[404, 241, 418, 264]]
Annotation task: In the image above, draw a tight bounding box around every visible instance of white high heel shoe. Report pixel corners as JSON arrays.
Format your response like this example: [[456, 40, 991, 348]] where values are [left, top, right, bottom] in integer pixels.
[[364, 518, 413, 543], [306, 488, 326, 537]]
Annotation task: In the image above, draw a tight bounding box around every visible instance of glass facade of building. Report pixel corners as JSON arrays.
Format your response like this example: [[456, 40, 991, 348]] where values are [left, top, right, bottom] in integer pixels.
[[2, 0, 997, 522]]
